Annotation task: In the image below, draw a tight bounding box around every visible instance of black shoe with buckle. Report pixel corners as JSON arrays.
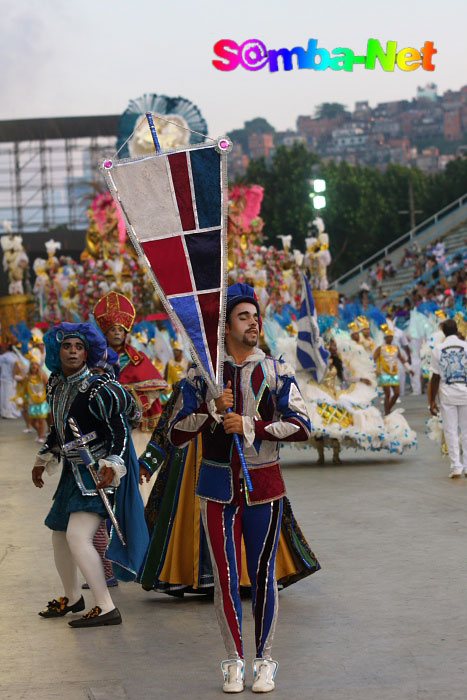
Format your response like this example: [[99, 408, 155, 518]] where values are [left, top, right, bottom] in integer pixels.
[[38, 595, 85, 618], [68, 606, 122, 628]]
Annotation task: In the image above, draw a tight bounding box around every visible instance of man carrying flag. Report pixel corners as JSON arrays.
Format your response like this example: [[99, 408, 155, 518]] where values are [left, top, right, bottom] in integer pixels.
[[102, 126, 311, 692], [168, 283, 311, 694], [296, 274, 329, 380]]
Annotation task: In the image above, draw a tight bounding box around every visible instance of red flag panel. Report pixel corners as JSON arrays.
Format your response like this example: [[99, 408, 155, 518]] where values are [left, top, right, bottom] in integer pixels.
[[168, 152, 196, 231], [142, 237, 193, 296], [198, 291, 221, 374]]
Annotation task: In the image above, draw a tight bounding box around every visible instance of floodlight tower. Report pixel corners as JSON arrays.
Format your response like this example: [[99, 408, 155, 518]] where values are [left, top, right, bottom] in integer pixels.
[[309, 178, 326, 210]]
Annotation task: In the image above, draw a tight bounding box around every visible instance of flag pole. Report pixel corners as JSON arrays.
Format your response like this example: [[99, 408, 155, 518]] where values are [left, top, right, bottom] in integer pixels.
[[145, 112, 161, 153]]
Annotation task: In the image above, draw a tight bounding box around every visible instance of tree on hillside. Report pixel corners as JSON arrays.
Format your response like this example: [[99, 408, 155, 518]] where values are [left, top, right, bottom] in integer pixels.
[[314, 103, 350, 120], [244, 118, 275, 134], [238, 144, 320, 249], [239, 147, 467, 279], [423, 157, 467, 216], [228, 118, 276, 153], [383, 164, 428, 231], [321, 161, 430, 277], [228, 129, 249, 152]]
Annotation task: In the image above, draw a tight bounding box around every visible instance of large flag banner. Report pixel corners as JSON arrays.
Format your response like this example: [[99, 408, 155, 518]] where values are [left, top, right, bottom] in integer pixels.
[[297, 274, 329, 382], [102, 139, 231, 396]]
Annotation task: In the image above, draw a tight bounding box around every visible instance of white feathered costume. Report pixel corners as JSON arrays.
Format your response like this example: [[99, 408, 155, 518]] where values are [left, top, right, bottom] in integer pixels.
[[276, 331, 417, 455]]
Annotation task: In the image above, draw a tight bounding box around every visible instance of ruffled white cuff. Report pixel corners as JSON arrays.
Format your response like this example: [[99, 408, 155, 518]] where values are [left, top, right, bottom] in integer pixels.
[[208, 398, 223, 424], [98, 456, 127, 487], [34, 451, 60, 476], [242, 416, 256, 447]]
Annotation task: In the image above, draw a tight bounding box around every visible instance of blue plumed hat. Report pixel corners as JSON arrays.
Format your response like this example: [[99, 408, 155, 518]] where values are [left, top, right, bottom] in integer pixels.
[[226, 283, 261, 321], [44, 322, 108, 374]]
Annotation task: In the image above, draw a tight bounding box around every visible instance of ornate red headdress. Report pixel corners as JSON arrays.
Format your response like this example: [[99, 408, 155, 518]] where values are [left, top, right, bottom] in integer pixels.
[[93, 292, 136, 335]]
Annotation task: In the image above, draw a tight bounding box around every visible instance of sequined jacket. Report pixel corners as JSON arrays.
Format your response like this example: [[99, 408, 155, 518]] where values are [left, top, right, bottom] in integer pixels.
[[168, 349, 311, 505], [39, 365, 139, 495]]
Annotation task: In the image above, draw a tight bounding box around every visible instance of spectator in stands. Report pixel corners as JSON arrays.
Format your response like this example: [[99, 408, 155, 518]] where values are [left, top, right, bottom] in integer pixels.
[[359, 289, 373, 311], [401, 248, 414, 268], [413, 259, 424, 279], [416, 281, 427, 301], [394, 303, 409, 325], [368, 267, 378, 288], [403, 298, 412, 314], [435, 286, 445, 305], [383, 259, 396, 278], [425, 256, 434, 273], [444, 290, 455, 309], [455, 275, 466, 297], [433, 239, 445, 262]]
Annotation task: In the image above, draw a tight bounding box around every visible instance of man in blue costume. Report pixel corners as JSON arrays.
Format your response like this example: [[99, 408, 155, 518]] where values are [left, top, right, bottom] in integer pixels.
[[32, 322, 149, 627], [168, 284, 311, 693]]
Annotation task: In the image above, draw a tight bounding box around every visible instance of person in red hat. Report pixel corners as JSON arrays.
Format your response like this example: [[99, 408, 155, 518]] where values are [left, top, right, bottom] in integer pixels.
[[93, 292, 168, 471]]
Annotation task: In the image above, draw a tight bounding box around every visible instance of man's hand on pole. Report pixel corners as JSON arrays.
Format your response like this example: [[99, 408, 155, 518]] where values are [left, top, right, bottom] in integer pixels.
[[223, 412, 244, 435], [215, 380, 234, 412], [97, 465, 115, 489]]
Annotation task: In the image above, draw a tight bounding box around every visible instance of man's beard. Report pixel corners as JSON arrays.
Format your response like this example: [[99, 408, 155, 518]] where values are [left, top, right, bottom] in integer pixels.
[[242, 331, 258, 347]]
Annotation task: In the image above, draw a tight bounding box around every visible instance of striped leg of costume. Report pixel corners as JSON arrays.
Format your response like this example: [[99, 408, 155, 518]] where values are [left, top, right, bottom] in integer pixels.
[[243, 497, 283, 659], [200, 494, 283, 660], [93, 520, 113, 580]]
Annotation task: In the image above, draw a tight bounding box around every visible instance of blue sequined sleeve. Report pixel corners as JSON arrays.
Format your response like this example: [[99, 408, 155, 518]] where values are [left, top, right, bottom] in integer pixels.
[[89, 380, 132, 459]]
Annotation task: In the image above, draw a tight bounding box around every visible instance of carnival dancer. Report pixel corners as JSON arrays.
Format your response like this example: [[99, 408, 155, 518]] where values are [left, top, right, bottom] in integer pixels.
[[391, 316, 412, 397], [164, 339, 189, 389], [83, 349, 127, 591], [374, 322, 412, 415], [357, 316, 375, 355], [168, 284, 311, 694], [313, 337, 372, 464], [93, 291, 168, 467], [16, 348, 49, 442], [13, 352, 33, 433], [347, 321, 361, 344], [421, 310, 446, 391], [139, 382, 320, 597], [31, 322, 149, 627], [276, 327, 417, 460], [429, 319, 467, 478], [0, 342, 21, 419]]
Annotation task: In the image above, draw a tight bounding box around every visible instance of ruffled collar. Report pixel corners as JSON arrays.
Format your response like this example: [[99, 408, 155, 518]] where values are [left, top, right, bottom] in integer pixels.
[[62, 364, 90, 384], [224, 347, 265, 367]]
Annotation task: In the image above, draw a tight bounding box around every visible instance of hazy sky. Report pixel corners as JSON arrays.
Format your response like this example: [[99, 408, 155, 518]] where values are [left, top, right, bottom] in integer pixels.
[[2, 0, 466, 138]]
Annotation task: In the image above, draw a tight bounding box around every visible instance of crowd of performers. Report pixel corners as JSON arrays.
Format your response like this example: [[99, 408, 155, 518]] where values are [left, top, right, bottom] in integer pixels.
[[3, 281, 467, 693]]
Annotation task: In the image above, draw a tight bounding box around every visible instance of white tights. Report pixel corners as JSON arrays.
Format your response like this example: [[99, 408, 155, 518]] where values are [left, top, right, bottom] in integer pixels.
[[52, 511, 115, 614]]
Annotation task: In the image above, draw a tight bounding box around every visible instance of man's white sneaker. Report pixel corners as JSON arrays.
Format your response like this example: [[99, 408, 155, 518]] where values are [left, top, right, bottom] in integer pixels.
[[221, 659, 245, 693], [449, 469, 463, 479], [252, 658, 278, 693]]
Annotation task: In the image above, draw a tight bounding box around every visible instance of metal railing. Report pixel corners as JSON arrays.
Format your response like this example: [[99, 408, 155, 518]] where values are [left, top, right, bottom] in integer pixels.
[[329, 192, 467, 290]]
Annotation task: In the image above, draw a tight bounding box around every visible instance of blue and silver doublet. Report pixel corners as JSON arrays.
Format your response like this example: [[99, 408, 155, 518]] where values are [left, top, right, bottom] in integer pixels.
[[40, 365, 135, 528]]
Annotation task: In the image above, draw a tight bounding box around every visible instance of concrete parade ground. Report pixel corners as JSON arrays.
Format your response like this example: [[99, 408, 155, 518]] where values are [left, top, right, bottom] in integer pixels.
[[2, 394, 467, 700]]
